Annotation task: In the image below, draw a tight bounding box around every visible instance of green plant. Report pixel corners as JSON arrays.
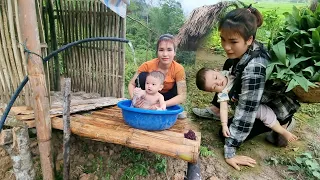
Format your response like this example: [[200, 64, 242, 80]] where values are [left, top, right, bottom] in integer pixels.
[[121, 162, 149, 180], [199, 146, 215, 157], [154, 154, 167, 173], [288, 152, 320, 179], [265, 156, 292, 166], [257, 9, 284, 45], [267, 6, 320, 92]]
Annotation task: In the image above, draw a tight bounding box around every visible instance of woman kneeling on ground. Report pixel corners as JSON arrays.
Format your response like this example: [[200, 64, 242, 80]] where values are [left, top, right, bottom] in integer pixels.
[[193, 5, 300, 170]]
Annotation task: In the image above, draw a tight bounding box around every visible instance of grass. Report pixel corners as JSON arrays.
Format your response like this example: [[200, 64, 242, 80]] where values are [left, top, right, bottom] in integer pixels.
[[243, 0, 309, 16]]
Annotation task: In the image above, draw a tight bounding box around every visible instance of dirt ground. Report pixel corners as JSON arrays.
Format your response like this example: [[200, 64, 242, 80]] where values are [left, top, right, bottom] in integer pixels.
[[1, 49, 319, 180]]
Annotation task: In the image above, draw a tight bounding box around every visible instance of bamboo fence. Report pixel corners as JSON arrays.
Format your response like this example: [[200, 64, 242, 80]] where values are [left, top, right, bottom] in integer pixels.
[[0, 0, 34, 106], [0, 0, 126, 107], [46, 0, 126, 98]]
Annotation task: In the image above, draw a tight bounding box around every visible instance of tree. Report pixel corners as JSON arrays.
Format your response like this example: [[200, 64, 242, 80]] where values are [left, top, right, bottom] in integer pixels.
[[149, 0, 185, 35]]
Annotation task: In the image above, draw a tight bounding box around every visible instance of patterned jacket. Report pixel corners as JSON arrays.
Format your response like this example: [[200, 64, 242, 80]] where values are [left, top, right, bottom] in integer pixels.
[[224, 42, 300, 159]]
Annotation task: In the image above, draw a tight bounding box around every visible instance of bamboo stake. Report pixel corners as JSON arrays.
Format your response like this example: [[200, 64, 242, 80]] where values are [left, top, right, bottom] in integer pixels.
[[88, 1, 93, 93], [66, 0, 73, 89], [99, 3, 104, 96], [101, 4, 106, 97], [95, 1, 100, 95], [116, 15, 121, 97], [112, 14, 116, 97], [78, 0, 84, 91], [57, 0, 66, 80], [17, 0, 54, 179], [84, 1, 89, 92], [62, 78, 71, 180], [71, 1, 77, 92], [47, 0, 59, 91], [120, 16, 126, 98], [106, 13, 112, 96], [91, 1, 97, 93], [74, 1, 80, 92]]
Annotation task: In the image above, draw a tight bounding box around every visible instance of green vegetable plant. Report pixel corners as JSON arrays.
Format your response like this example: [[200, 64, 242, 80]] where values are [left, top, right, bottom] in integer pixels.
[[267, 6, 320, 92]]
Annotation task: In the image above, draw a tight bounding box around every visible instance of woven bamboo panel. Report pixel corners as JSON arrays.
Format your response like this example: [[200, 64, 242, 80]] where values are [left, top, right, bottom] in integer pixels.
[[0, 0, 33, 106], [46, 0, 125, 98]]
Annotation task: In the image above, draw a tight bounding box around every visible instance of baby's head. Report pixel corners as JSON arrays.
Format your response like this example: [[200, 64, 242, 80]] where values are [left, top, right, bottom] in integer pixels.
[[196, 68, 228, 93], [145, 71, 165, 94]]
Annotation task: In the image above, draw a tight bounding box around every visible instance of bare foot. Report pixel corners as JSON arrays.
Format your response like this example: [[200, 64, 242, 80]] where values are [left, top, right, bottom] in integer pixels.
[[282, 131, 298, 142]]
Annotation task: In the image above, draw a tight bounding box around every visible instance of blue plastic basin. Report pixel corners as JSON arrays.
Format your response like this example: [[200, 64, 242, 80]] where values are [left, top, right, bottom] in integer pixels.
[[117, 100, 183, 131]]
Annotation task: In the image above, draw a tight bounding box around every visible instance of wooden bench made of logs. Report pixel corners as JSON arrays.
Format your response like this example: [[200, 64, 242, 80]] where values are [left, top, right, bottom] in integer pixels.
[[0, 97, 201, 163]]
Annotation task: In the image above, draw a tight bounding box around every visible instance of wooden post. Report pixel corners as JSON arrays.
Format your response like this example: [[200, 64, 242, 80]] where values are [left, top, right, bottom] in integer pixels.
[[62, 78, 71, 180], [17, 1, 54, 179]]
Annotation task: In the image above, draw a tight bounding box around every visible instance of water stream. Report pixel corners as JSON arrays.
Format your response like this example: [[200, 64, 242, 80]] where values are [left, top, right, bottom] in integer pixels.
[[127, 41, 139, 107]]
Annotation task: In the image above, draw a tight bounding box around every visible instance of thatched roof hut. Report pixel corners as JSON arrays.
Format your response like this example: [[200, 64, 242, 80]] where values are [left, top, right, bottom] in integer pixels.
[[176, 1, 246, 50]]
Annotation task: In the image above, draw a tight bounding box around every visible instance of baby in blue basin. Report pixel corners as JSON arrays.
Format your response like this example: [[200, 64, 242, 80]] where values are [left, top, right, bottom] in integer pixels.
[[132, 71, 166, 110]]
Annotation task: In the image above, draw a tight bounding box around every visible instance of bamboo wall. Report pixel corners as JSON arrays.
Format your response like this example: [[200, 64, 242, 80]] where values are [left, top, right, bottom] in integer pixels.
[[46, 0, 126, 98], [0, 0, 125, 106], [0, 0, 33, 106]]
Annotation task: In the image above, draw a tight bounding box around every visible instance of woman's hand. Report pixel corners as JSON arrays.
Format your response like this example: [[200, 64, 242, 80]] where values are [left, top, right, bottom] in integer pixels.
[[222, 125, 230, 137], [225, 155, 256, 170], [133, 88, 144, 98]]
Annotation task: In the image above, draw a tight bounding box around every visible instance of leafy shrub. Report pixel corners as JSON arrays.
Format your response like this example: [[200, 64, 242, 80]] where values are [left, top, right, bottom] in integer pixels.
[[288, 152, 320, 179], [267, 6, 320, 92], [176, 50, 196, 65]]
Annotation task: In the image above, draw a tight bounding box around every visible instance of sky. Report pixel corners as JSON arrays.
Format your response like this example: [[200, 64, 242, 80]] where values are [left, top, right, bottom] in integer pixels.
[[179, 0, 221, 15]]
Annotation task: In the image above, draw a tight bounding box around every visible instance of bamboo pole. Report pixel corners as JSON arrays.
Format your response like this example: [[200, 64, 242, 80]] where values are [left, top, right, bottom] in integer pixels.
[[0, 4, 14, 93], [88, 1, 93, 92], [0, 31, 10, 98], [17, 0, 54, 179], [120, 16, 126, 98], [91, 1, 96, 93], [69, 1, 76, 91], [14, 0, 31, 106], [74, 1, 80, 92], [101, 4, 106, 97], [7, 0, 24, 84], [78, 0, 84, 91], [106, 13, 112, 96], [116, 15, 121, 97], [112, 14, 116, 97], [47, 0, 58, 91], [62, 78, 71, 180], [51, 117, 199, 163], [84, 1, 89, 92], [2, 1, 20, 104]]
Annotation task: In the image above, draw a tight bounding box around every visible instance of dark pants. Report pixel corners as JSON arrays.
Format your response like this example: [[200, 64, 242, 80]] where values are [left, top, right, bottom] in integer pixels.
[[135, 72, 177, 101], [212, 59, 293, 140]]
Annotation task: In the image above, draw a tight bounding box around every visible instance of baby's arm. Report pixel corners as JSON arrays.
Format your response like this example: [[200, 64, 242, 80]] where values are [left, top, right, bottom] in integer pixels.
[[220, 101, 230, 137], [158, 94, 166, 110]]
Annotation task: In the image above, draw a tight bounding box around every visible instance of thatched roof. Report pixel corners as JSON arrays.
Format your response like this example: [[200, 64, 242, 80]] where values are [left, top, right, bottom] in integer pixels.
[[176, 1, 246, 50]]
